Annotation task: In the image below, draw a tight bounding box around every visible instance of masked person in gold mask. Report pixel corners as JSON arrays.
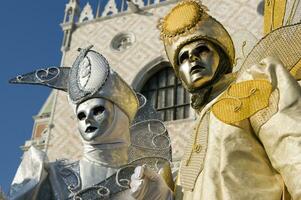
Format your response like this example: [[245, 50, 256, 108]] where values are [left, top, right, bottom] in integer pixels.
[[130, 0, 301, 199]]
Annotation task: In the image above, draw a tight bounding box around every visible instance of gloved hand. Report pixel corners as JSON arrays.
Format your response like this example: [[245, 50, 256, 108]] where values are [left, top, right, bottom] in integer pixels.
[[130, 165, 174, 200]]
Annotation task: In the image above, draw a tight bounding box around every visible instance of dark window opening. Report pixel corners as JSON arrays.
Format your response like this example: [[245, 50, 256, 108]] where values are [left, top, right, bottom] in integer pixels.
[[141, 66, 190, 121]]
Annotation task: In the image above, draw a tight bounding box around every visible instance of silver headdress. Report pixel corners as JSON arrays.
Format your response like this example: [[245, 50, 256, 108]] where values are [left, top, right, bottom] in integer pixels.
[[9, 46, 172, 199], [9, 45, 138, 122]]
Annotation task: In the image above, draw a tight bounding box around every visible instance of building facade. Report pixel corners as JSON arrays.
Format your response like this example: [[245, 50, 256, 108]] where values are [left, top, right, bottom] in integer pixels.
[[23, 0, 264, 167]]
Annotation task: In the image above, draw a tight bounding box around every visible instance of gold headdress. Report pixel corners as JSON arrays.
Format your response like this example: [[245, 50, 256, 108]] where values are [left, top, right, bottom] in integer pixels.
[[158, 0, 235, 76]]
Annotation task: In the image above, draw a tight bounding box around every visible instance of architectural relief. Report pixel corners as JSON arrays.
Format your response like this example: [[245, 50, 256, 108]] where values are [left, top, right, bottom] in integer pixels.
[[79, 3, 94, 23]]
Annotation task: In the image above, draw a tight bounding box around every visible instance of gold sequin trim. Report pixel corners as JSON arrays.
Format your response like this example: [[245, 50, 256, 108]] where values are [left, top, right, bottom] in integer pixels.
[[290, 59, 301, 81], [250, 89, 279, 133], [158, 0, 209, 44], [180, 112, 209, 191]]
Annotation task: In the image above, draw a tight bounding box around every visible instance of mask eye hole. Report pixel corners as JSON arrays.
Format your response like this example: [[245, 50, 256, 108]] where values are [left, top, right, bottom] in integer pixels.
[[194, 45, 210, 56], [77, 112, 86, 121], [178, 51, 189, 65], [93, 106, 105, 116]]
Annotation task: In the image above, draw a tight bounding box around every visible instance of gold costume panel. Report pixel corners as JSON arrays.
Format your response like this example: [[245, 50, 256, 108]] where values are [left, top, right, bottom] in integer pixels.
[[176, 58, 301, 200]]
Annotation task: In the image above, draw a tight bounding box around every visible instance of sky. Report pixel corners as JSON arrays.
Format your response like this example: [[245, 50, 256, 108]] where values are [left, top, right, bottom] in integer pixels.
[[0, 0, 101, 194], [0, 0, 155, 194]]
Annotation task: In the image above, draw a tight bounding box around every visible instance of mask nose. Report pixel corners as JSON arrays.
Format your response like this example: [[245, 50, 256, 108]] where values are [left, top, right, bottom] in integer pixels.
[[189, 53, 199, 62], [84, 120, 91, 126], [84, 115, 93, 125]]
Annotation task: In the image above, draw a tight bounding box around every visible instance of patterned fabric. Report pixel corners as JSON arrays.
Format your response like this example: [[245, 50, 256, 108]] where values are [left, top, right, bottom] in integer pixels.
[[212, 80, 272, 124], [159, 1, 207, 39], [179, 112, 209, 191], [290, 60, 301, 81], [250, 89, 279, 133], [238, 23, 301, 80]]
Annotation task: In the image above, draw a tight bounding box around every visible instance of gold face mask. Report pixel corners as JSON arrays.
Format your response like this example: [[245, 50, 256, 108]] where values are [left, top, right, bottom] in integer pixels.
[[159, 0, 235, 79], [178, 40, 220, 91]]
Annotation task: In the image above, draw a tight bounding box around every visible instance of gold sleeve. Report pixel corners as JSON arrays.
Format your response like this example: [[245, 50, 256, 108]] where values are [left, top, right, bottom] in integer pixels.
[[248, 57, 301, 199]]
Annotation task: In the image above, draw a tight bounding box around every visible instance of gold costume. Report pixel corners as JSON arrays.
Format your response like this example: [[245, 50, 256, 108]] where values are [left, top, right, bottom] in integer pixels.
[[176, 57, 301, 200], [159, 1, 301, 199]]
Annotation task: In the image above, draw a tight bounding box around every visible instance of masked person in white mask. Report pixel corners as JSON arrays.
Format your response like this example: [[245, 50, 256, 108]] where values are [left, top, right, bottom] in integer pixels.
[[9, 46, 173, 200]]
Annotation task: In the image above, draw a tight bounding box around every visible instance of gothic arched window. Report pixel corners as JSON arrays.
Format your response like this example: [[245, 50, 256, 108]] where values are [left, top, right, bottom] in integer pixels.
[[140, 66, 190, 121]]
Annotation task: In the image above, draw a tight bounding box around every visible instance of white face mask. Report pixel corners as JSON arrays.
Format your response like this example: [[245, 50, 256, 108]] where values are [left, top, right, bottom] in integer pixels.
[[77, 98, 130, 148], [76, 98, 115, 141], [77, 99, 131, 167]]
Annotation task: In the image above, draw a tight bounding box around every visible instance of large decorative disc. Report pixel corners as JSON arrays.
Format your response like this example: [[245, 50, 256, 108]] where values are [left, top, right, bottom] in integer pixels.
[[68, 46, 109, 103], [160, 1, 204, 38]]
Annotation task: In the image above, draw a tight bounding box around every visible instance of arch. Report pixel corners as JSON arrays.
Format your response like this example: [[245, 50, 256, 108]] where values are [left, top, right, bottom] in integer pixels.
[[132, 57, 191, 121], [131, 56, 168, 91]]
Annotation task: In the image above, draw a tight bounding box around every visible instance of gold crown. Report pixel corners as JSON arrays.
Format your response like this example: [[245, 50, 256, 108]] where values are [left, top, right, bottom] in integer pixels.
[[159, 0, 208, 43], [159, 0, 235, 76]]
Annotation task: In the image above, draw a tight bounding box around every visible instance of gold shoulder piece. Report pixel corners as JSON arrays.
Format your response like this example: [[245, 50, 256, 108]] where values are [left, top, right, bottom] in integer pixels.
[[212, 80, 272, 124]]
